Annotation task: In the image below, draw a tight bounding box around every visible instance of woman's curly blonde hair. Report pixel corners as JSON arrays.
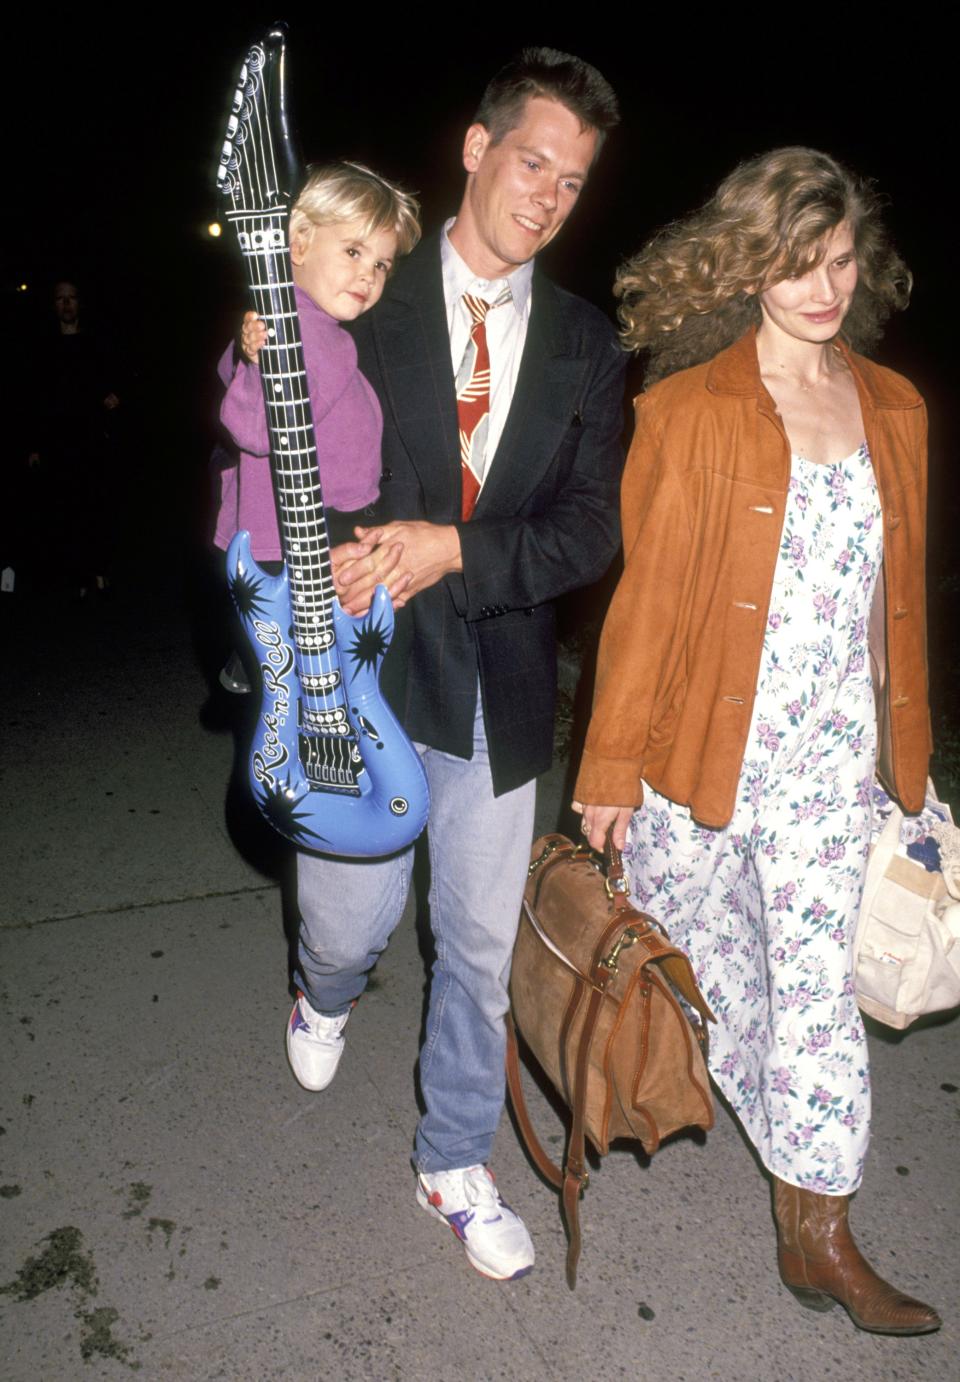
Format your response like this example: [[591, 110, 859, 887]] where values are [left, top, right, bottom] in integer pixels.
[[616, 147, 912, 384]]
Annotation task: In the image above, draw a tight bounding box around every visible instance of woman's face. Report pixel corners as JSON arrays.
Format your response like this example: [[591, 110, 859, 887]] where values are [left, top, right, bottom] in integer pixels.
[[759, 220, 858, 346]]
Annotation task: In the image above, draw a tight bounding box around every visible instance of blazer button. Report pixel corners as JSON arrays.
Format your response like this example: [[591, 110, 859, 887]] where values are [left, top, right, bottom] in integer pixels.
[[887, 514, 901, 530], [380, 467, 393, 482], [893, 606, 908, 620]]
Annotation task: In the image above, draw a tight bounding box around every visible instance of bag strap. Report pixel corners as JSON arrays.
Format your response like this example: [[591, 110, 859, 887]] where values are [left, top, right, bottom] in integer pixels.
[[504, 1011, 563, 1191], [853, 794, 904, 969], [505, 987, 603, 1290]]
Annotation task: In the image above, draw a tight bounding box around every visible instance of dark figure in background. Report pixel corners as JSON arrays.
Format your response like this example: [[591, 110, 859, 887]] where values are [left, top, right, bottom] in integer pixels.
[[286, 48, 626, 1281], [27, 280, 122, 596]]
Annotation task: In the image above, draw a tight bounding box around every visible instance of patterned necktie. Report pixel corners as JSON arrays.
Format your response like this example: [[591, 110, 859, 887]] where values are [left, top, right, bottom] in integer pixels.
[[456, 287, 511, 520]]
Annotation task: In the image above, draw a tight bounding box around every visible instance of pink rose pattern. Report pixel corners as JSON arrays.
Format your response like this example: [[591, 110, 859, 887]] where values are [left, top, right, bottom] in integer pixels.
[[624, 445, 881, 1193]]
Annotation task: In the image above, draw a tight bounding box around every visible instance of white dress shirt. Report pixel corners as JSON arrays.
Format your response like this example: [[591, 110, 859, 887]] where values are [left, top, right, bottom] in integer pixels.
[[440, 219, 534, 494]]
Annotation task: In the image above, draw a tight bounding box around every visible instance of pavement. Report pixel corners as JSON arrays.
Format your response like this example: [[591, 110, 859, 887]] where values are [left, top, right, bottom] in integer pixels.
[[1, 570, 957, 1381]]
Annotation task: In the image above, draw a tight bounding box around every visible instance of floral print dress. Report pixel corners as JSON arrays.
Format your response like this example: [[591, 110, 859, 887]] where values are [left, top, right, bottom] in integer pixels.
[[624, 443, 882, 1193]]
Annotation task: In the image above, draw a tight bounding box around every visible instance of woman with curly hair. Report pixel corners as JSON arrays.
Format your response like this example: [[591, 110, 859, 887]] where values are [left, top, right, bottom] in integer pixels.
[[574, 148, 940, 1333]]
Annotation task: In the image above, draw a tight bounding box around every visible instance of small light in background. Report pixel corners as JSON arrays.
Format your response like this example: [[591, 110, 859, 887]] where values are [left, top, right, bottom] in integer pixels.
[[207, 222, 222, 238], [17, 282, 28, 292]]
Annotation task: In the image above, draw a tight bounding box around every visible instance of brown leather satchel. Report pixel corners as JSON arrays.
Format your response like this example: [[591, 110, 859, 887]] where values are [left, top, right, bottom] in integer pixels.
[[506, 832, 715, 1287]]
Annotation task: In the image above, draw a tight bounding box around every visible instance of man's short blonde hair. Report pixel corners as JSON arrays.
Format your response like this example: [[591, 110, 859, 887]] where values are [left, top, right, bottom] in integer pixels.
[[289, 161, 421, 258]]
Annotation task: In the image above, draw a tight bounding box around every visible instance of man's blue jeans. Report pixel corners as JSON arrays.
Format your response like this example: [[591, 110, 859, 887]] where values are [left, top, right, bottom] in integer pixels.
[[295, 699, 536, 1172]]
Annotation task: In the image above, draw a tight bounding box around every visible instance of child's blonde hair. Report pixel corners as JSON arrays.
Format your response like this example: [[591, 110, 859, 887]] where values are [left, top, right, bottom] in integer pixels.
[[289, 161, 421, 257]]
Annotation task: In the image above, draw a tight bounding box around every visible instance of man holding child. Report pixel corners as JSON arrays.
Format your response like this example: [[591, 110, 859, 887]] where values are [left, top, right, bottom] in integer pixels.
[[286, 47, 624, 1280]]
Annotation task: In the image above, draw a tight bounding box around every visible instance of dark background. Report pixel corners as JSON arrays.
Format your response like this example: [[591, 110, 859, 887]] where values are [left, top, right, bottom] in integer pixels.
[[3, 13, 956, 785]]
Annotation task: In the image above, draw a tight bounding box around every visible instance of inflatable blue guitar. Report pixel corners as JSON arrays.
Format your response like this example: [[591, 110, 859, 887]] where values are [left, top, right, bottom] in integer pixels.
[[216, 28, 429, 856]]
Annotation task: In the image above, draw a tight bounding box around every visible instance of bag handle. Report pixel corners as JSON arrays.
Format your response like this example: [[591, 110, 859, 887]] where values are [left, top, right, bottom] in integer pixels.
[[853, 794, 904, 970]]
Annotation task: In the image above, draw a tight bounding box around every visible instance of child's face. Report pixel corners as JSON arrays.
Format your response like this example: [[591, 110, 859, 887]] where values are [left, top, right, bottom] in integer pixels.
[[290, 217, 397, 321]]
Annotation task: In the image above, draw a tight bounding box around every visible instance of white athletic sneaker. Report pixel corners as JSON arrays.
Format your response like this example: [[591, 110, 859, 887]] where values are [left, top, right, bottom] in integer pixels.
[[416, 1165, 534, 1280], [285, 991, 350, 1091]]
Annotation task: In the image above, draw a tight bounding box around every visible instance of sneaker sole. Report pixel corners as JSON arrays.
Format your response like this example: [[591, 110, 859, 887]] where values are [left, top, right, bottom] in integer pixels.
[[415, 1186, 534, 1281]]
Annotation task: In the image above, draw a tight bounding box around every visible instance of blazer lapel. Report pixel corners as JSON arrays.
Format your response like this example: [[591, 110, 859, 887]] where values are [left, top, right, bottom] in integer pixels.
[[474, 272, 588, 518], [371, 240, 461, 520]]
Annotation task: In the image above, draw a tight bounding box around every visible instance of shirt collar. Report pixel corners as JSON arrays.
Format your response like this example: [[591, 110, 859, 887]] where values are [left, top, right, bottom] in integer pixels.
[[440, 217, 533, 318]]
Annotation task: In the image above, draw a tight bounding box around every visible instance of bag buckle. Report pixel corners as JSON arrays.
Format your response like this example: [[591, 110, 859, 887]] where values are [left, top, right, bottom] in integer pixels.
[[528, 839, 592, 877], [528, 840, 561, 875], [604, 873, 630, 901], [601, 927, 638, 974]]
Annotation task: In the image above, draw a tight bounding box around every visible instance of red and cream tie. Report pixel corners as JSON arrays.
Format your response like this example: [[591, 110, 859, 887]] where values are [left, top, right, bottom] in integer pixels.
[[456, 288, 511, 520]]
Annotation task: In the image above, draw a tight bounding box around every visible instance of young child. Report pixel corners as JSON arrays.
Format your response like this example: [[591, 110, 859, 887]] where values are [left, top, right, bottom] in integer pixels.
[[215, 160, 420, 563]]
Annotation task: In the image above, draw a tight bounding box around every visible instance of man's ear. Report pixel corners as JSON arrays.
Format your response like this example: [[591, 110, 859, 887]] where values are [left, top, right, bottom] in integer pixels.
[[462, 122, 491, 174]]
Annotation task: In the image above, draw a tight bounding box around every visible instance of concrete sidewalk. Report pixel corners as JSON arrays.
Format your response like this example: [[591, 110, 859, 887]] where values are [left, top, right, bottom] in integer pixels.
[[1, 578, 956, 1380]]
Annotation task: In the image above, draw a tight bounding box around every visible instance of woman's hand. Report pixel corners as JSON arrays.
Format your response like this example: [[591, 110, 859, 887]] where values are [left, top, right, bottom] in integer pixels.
[[240, 311, 268, 365], [571, 801, 635, 853]]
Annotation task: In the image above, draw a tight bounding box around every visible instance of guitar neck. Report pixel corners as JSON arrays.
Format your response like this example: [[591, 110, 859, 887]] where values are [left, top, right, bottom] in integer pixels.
[[226, 208, 335, 655]]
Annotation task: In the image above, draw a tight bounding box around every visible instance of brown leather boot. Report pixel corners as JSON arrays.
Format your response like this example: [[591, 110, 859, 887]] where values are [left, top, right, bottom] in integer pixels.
[[773, 1178, 941, 1335]]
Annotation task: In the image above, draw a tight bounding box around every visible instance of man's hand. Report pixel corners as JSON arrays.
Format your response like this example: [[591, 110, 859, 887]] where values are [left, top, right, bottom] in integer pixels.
[[332, 530, 411, 616], [571, 801, 635, 853], [336, 522, 462, 616]]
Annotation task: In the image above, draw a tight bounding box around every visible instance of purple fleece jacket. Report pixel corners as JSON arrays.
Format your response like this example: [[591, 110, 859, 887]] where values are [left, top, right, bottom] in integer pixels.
[[215, 286, 382, 560]]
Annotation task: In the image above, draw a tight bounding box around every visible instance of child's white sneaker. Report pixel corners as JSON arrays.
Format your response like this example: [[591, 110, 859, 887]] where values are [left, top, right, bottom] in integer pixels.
[[285, 991, 350, 1091]]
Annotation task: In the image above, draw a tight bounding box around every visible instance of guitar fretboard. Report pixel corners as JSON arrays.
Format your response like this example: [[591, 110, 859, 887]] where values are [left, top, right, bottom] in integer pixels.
[[226, 206, 358, 785]]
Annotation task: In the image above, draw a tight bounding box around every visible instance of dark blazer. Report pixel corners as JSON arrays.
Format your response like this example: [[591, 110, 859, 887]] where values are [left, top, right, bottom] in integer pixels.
[[350, 236, 626, 795]]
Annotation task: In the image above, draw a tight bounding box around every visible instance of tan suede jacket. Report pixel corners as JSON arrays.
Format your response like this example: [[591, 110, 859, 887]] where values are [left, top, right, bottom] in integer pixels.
[[575, 329, 931, 827]]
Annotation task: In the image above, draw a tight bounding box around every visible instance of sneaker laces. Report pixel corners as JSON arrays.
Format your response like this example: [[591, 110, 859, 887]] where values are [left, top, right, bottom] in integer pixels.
[[462, 1168, 503, 1219], [300, 1005, 347, 1043]]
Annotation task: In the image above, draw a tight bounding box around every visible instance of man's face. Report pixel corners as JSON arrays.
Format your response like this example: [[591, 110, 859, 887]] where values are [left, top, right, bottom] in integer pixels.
[[453, 96, 598, 279], [54, 283, 79, 326]]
